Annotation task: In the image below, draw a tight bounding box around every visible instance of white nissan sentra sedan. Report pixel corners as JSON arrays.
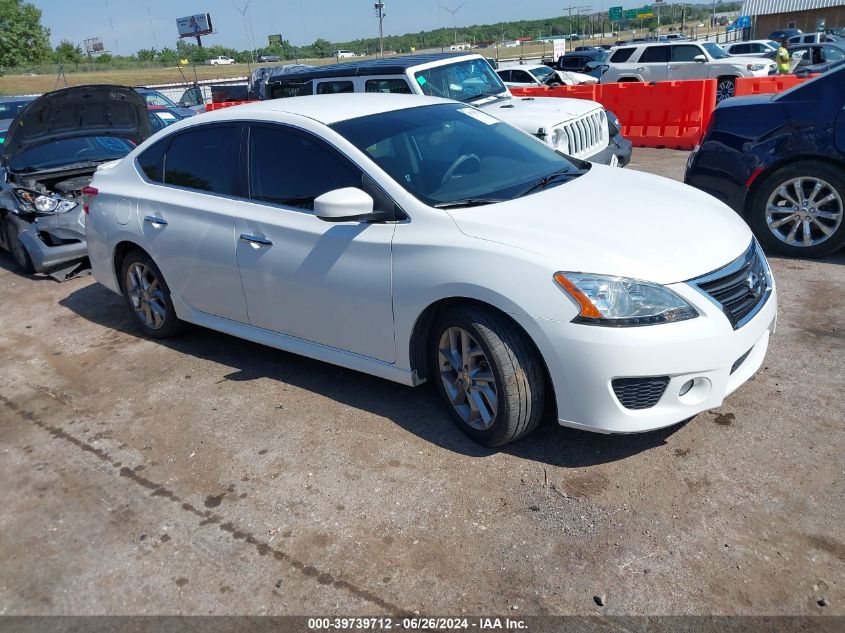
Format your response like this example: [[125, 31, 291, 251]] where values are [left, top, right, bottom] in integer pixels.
[[85, 94, 776, 446]]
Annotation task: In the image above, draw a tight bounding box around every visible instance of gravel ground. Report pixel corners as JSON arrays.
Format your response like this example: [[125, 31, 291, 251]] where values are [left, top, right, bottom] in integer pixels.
[[0, 148, 843, 616]]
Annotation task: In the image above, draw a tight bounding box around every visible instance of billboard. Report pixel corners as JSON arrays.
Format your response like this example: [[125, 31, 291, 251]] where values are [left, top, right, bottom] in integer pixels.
[[83, 37, 104, 54], [177, 13, 214, 38]]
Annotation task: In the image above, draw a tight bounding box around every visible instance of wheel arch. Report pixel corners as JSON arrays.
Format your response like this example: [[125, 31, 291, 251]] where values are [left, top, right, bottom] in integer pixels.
[[112, 240, 150, 291], [408, 297, 555, 410]]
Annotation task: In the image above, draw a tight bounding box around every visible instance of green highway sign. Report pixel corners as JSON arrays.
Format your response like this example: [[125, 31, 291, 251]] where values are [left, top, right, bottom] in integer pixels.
[[637, 5, 654, 18], [608, 6, 623, 21], [624, 8, 638, 19]]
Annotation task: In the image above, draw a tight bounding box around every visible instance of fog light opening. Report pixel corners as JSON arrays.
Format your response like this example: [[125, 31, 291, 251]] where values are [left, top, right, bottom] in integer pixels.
[[679, 380, 694, 397], [678, 377, 712, 405]]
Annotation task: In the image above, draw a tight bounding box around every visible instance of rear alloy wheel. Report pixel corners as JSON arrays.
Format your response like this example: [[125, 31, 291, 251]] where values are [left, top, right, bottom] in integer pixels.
[[120, 250, 184, 338], [715, 77, 736, 103], [750, 161, 845, 258], [432, 306, 544, 447]]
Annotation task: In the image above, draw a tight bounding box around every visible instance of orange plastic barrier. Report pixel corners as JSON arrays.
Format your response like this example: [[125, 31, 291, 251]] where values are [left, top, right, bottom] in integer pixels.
[[733, 75, 812, 96], [204, 100, 257, 111], [511, 80, 716, 150]]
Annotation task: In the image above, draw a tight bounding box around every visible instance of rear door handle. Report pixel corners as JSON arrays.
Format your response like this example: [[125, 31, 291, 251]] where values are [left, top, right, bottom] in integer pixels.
[[239, 233, 273, 247], [144, 215, 168, 227]]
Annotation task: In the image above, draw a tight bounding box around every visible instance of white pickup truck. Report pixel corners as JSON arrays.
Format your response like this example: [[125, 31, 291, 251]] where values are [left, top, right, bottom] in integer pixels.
[[207, 56, 235, 65], [263, 53, 632, 166]]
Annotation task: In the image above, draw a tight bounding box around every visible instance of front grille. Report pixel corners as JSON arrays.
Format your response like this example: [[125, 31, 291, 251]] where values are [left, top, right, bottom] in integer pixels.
[[559, 110, 608, 159], [689, 242, 771, 330], [612, 376, 670, 410], [730, 347, 753, 375]]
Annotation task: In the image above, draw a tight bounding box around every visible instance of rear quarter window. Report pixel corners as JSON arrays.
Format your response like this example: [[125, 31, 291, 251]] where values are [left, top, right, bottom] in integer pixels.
[[639, 46, 671, 63], [365, 79, 412, 94], [268, 80, 313, 99], [610, 47, 636, 63]]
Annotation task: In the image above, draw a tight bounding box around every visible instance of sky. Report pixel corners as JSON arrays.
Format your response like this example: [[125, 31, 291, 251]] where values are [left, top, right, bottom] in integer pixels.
[[34, 0, 639, 55]]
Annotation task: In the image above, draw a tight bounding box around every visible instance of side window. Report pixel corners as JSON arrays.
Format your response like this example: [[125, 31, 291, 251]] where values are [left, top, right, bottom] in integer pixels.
[[610, 47, 636, 63], [248, 124, 361, 211], [136, 138, 167, 182], [365, 79, 412, 93], [512, 70, 533, 82], [180, 87, 203, 106], [268, 81, 313, 99], [823, 45, 845, 61], [163, 125, 238, 195], [731, 44, 749, 55], [496, 70, 511, 82], [316, 80, 354, 94], [672, 45, 703, 62], [639, 46, 670, 63]]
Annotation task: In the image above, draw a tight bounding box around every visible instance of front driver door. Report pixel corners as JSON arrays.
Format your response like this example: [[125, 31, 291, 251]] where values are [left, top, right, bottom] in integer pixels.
[[234, 123, 396, 363], [668, 44, 708, 80]]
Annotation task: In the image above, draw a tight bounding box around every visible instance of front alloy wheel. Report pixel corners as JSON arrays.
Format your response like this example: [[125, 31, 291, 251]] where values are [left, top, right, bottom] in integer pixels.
[[438, 327, 498, 431], [432, 306, 544, 446]]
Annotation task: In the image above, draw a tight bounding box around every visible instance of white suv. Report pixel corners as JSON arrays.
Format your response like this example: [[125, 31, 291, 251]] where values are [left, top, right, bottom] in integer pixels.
[[603, 42, 776, 101]]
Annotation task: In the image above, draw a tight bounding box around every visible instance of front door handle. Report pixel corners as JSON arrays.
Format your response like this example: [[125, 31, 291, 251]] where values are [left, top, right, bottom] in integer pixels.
[[144, 215, 168, 228], [635, 67, 645, 71], [239, 233, 273, 247]]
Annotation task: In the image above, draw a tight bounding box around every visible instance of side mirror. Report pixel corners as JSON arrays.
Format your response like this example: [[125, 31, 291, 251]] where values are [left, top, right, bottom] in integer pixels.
[[314, 187, 376, 222], [693, 54, 707, 62]]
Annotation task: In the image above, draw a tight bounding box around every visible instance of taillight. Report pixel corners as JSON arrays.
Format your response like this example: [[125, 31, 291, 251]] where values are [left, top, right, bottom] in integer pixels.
[[80, 186, 98, 214]]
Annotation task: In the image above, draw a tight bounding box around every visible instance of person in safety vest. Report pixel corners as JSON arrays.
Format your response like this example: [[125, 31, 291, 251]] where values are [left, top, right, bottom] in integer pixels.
[[776, 39, 791, 74]]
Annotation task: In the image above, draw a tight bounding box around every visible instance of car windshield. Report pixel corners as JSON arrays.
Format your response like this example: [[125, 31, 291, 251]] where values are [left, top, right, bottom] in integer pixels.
[[767, 40, 780, 48], [141, 91, 177, 108], [331, 103, 586, 207], [703, 42, 731, 59], [0, 99, 33, 121], [532, 66, 556, 80], [413, 58, 508, 102], [9, 136, 135, 171]]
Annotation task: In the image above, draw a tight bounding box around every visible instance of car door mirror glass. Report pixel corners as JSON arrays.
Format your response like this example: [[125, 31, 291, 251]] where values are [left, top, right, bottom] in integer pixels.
[[314, 187, 376, 222]]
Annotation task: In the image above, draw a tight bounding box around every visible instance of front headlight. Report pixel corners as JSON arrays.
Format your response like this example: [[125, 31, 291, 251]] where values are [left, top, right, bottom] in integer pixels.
[[551, 128, 570, 154], [747, 63, 766, 71], [554, 272, 699, 326], [14, 189, 77, 214]]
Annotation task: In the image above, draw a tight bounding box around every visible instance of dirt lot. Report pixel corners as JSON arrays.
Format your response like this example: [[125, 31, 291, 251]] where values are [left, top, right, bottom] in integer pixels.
[[0, 149, 843, 617]]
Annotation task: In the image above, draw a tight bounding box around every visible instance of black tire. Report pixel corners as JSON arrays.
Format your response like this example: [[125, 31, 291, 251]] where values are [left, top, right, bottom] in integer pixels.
[[715, 76, 736, 103], [4, 215, 35, 273], [431, 305, 545, 447], [119, 249, 185, 338], [749, 160, 845, 258]]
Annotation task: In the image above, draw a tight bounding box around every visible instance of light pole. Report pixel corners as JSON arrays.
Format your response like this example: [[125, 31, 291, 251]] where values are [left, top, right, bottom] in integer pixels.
[[440, 2, 467, 47], [374, 2, 386, 58]]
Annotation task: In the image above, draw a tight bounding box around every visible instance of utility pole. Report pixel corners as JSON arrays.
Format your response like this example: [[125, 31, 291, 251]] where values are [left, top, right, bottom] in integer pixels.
[[440, 3, 467, 47], [234, 2, 256, 67], [562, 5, 591, 52], [374, 2, 385, 58]]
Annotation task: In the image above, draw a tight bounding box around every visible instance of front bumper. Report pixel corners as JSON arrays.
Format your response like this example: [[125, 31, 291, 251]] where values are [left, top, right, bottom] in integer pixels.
[[587, 133, 632, 168], [513, 276, 777, 434], [16, 208, 88, 273]]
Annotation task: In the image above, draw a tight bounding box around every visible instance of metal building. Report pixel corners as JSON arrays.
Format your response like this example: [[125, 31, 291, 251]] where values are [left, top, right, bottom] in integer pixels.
[[741, 0, 845, 37]]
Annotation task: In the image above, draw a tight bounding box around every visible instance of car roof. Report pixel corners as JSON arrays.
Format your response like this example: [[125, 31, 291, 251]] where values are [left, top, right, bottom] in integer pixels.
[[267, 52, 472, 82], [0, 95, 36, 103], [189, 93, 455, 126], [498, 64, 547, 72]]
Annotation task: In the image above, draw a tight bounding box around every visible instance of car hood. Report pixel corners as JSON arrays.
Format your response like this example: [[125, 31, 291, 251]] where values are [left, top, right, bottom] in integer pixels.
[[446, 165, 752, 285], [2, 84, 150, 164], [480, 94, 602, 131], [723, 56, 775, 66]]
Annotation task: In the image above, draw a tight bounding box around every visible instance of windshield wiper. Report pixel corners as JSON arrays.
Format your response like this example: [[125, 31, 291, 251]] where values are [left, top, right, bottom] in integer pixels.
[[517, 168, 576, 197], [433, 198, 505, 209]]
